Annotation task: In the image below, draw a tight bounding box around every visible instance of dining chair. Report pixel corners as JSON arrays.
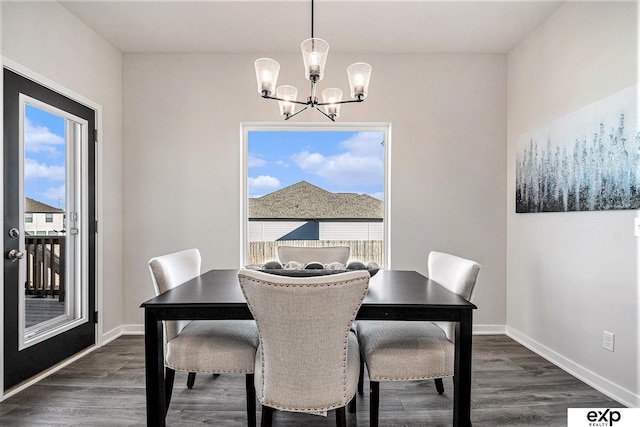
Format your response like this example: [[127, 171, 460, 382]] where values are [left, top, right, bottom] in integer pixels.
[[237, 269, 370, 427], [149, 249, 259, 426], [277, 245, 350, 265], [355, 251, 481, 427]]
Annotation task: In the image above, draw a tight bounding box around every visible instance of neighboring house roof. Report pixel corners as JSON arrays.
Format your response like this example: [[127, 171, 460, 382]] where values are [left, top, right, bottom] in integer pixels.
[[25, 197, 64, 214], [249, 181, 383, 220]]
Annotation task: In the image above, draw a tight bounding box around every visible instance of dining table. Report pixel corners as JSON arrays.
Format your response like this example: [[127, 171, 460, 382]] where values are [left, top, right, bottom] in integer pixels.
[[141, 269, 477, 426]]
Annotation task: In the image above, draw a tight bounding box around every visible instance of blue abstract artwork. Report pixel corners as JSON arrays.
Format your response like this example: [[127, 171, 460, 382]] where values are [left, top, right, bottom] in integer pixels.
[[516, 85, 639, 213]]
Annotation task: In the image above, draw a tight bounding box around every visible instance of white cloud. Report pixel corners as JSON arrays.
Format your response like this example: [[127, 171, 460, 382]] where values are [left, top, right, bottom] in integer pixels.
[[291, 151, 325, 170], [248, 175, 281, 197], [248, 153, 266, 168], [40, 185, 66, 206], [291, 132, 384, 187], [340, 132, 384, 158], [24, 118, 64, 154], [24, 158, 65, 181]]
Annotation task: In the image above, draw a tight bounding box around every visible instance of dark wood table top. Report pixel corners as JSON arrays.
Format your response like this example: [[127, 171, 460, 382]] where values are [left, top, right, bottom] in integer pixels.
[[141, 269, 476, 320]]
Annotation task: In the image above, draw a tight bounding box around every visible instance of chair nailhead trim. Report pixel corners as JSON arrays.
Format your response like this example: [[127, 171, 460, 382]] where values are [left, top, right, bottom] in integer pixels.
[[370, 373, 453, 381], [166, 366, 254, 374]]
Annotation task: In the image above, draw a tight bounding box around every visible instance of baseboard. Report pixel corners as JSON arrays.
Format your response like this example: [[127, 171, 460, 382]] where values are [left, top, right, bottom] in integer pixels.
[[473, 324, 506, 335], [121, 324, 144, 335], [101, 325, 124, 345], [506, 326, 639, 408]]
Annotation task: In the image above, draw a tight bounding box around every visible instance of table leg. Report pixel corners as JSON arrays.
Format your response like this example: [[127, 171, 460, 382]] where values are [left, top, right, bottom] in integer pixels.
[[453, 309, 473, 427], [145, 309, 166, 426]]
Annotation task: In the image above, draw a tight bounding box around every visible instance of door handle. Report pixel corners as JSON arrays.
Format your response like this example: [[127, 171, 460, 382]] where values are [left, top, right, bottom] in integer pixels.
[[7, 249, 24, 262]]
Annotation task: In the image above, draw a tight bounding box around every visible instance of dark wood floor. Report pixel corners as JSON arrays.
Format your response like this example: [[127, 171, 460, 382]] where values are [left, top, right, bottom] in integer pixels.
[[0, 335, 623, 426]]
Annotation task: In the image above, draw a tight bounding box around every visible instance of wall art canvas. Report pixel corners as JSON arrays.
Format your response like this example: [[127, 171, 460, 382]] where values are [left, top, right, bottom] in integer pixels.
[[516, 85, 639, 213]]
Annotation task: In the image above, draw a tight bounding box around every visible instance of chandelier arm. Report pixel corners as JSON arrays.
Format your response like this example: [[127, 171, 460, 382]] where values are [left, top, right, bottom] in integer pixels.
[[316, 98, 364, 106], [284, 106, 310, 120], [314, 105, 336, 122], [261, 94, 309, 106]]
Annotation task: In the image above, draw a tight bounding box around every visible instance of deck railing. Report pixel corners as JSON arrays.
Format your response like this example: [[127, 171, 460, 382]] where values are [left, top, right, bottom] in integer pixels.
[[24, 235, 65, 302], [248, 240, 384, 266]]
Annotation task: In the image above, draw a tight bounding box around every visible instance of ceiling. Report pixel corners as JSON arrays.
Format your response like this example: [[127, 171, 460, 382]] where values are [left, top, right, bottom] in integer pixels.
[[59, 0, 564, 54]]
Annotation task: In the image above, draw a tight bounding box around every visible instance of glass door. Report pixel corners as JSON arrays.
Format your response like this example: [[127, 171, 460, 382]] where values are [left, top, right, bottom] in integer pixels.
[[4, 68, 96, 390]]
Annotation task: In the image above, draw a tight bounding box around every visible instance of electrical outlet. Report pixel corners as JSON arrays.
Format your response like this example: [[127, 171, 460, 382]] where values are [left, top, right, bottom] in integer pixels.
[[603, 331, 615, 352]]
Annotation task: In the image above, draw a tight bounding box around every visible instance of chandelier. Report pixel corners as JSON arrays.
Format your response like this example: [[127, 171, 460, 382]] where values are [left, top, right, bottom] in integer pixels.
[[254, 0, 372, 121]]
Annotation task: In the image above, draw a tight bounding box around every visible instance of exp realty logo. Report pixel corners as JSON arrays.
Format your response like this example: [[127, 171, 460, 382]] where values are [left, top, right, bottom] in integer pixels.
[[568, 408, 640, 427]]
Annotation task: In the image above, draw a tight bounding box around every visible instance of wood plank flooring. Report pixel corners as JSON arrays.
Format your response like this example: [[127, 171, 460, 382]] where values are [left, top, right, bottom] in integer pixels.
[[0, 335, 623, 426]]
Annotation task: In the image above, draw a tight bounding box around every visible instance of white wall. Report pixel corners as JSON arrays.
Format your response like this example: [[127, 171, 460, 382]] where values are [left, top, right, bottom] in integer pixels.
[[123, 53, 507, 330], [506, 1, 639, 406], [1, 2, 124, 340]]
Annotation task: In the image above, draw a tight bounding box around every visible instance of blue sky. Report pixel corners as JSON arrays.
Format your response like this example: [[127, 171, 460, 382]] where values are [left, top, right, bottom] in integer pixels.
[[24, 104, 66, 208], [248, 130, 384, 200], [24, 115, 386, 207]]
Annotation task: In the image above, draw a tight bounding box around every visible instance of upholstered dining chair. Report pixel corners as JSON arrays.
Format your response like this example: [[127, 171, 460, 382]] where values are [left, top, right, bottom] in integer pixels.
[[237, 269, 370, 427], [149, 249, 259, 426], [277, 245, 350, 265], [355, 251, 481, 427]]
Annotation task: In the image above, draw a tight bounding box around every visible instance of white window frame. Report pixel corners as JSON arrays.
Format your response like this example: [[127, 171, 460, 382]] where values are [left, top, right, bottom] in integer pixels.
[[18, 95, 90, 350], [240, 122, 392, 267]]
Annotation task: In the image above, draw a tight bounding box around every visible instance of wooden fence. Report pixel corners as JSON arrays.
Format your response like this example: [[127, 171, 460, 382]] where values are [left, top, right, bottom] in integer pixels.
[[248, 240, 384, 266], [24, 235, 65, 301]]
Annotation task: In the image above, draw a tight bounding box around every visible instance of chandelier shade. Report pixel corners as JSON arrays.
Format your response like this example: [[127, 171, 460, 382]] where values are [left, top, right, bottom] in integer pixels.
[[253, 0, 371, 121], [301, 38, 329, 82], [347, 62, 372, 100], [276, 85, 298, 117], [321, 88, 343, 118], [254, 58, 280, 97]]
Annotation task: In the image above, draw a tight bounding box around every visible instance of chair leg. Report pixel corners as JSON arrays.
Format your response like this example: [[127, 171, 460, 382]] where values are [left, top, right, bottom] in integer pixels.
[[246, 374, 256, 427], [358, 351, 365, 395], [370, 381, 380, 427], [187, 372, 196, 389], [164, 367, 175, 410], [348, 395, 356, 413], [261, 405, 274, 427], [335, 406, 347, 427], [435, 378, 444, 394]]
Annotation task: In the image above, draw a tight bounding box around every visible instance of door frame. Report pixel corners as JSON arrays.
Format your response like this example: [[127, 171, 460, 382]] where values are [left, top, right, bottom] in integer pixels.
[[0, 58, 104, 400]]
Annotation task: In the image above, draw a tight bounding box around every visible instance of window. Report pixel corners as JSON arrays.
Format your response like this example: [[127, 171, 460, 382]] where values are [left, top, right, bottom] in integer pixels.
[[25, 213, 33, 223], [242, 124, 390, 267], [45, 213, 53, 223]]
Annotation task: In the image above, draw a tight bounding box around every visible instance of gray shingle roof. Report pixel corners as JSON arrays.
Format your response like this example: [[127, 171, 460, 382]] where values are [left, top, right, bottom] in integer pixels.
[[25, 197, 64, 213], [249, 181, 383, 220]]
